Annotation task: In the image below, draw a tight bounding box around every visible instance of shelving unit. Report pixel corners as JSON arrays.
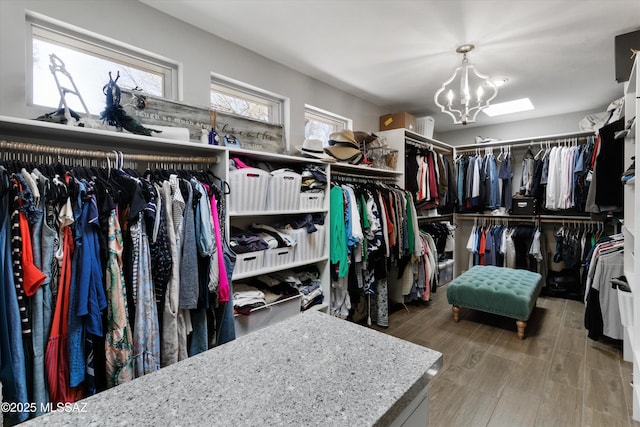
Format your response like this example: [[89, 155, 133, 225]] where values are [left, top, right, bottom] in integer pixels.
[[450, 130, 598, 277], [376, 128, 454, 189], [0, 115, 335, 336], [208, 138, 334, 332], [376, 128, 456, 303], [622, 56, 639, 421]]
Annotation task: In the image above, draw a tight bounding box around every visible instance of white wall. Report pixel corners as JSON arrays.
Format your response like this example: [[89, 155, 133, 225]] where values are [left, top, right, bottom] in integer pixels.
[[0, 0, 620, 154], [434, 107, 607, 146], [0, 0, 384, 152]]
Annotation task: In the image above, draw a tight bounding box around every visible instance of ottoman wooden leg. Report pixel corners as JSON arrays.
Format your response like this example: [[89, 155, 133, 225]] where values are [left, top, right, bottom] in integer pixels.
[[452, 306, 460, 323], [516, 320, 527, 340]]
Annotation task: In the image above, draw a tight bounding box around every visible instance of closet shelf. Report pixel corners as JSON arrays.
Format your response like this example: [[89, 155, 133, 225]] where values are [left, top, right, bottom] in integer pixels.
[[227, 146, 326, 165], [0, 115, 225, 156], [229, 208, 328, 217], [232, 256, 328, 281], [453, 129, 596, 152], [626, 225, 636, 240]]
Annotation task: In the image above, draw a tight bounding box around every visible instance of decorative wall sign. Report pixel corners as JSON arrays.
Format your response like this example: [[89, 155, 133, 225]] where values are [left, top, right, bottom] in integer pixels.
[[120, 89, 285, 153]]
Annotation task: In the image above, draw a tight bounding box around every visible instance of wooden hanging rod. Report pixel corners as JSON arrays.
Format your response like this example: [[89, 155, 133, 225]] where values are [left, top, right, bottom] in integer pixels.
[[0, 139, 219, 165]]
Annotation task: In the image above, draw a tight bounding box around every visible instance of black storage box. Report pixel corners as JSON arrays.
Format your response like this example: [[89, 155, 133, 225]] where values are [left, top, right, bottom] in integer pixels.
[[510, 196, 537, 215], [615, 29, 640, 83]]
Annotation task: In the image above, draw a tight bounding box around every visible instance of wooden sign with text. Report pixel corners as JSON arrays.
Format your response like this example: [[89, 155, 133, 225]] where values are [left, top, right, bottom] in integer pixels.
[[120, 89, 285, 154]]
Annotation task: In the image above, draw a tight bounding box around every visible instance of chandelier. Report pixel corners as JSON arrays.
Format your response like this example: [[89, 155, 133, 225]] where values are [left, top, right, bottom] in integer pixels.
[[434, 44, 498, 125]]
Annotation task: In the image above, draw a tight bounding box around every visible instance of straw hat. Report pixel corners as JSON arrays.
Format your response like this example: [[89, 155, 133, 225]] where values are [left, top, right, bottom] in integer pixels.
[[324, 143, 363, 164], [328, 130, 358, 148], [296, 138, 335, 161]]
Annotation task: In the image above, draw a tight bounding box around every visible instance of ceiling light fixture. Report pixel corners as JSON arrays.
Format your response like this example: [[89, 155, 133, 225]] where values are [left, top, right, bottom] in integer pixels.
[[434, 44, 498, 125]]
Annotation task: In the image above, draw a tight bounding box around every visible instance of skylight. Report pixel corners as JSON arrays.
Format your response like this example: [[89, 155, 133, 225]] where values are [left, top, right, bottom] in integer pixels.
[[483, 98, 535, 117]]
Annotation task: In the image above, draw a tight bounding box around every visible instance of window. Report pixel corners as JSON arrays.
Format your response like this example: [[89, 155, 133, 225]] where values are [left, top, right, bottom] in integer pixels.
[[210, 75, 283, 124], [304, 105, 351, 143], [28, 12, 178, 115]]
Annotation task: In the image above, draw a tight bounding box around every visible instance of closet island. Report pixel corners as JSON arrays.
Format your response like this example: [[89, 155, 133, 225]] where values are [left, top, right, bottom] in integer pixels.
[[25, 311, 443, 426]]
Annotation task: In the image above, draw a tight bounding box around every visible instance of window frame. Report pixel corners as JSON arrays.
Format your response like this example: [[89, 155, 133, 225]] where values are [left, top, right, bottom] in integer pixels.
[[26, 10, 179, 113], [304, 104, 352, 142], [210, 73, 284, 125]]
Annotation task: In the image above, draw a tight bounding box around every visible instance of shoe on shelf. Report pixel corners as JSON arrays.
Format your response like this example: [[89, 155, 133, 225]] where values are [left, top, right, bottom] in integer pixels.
[[622, 157, 635, 183], [615, 116, 636, 139]]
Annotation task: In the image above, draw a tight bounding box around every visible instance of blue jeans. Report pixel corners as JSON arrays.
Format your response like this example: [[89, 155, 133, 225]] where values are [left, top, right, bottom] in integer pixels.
[[188, 308, 208, 356]]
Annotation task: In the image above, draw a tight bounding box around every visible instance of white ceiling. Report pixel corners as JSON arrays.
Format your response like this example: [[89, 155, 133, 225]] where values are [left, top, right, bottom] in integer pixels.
[[140, 0, 640, 133]]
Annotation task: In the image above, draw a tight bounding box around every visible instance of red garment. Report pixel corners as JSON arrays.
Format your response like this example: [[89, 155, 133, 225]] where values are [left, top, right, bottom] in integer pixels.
[[384, 195, 396, 248], [19, 212, 46, 296], [590, 135, 601, 169], [45, 225, 84, 403], [427, 152, 439, 206], [479, 228, 486, 266]]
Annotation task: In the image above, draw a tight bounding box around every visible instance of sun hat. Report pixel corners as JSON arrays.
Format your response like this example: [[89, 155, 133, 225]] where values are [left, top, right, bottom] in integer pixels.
[[353, 131, 378, 145], [324, 143, 363, 164], [328, 130, 358, 148], [296, 138, 335, 161]]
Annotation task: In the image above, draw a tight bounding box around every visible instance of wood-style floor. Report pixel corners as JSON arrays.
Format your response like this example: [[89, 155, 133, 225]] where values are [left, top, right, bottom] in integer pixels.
[[374, 285, 640, 427]]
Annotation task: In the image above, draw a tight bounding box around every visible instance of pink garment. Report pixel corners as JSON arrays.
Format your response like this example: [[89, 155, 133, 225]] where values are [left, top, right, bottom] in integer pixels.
[[231, 157, 250, 169], [210, 192, 230, 302]]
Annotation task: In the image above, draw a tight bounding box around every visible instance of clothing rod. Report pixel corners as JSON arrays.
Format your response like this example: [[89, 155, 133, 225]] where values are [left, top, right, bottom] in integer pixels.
[[416, 214, 454, 221], [0, 139, 219, 165], [455, 214, 603, 223], [453, 131, 595, 152], [331, 170, 398, 182], [405, 137, 451, 154]]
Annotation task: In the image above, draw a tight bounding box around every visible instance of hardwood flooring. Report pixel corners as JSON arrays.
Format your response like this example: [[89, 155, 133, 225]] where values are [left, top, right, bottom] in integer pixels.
[[372, 285, 640, 427]]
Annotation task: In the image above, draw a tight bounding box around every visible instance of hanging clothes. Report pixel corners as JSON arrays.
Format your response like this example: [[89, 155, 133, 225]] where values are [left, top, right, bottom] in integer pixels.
[[406, 145, 454, 213], [466, 222, 545, 277], [592, 117, 625, 211], [0, 157, 233, 422], [584, 233, 624, 340]]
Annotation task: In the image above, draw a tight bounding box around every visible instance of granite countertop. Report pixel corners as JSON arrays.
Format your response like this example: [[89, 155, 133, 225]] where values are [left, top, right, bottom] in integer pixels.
[[28, 311, 442, 426]]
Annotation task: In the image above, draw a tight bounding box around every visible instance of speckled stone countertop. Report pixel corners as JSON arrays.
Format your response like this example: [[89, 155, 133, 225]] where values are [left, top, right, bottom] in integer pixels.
[[28, 311, 442, 426]]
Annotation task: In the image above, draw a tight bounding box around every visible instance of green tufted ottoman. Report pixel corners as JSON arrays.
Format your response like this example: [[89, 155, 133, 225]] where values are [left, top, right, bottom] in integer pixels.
[[446, 265, 543, 339]]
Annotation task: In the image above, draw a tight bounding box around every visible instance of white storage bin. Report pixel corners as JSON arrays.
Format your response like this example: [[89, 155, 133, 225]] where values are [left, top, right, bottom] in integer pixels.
[[263, 246, 295, 268], [299, 192, 325, 210], [234, 293, 301, 337], [267, 170, 301, 211], [618, 287, 633, 328], [228, 168, 271, 212], [233, 251, 265, 277], [280, 225, 325, 262]]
